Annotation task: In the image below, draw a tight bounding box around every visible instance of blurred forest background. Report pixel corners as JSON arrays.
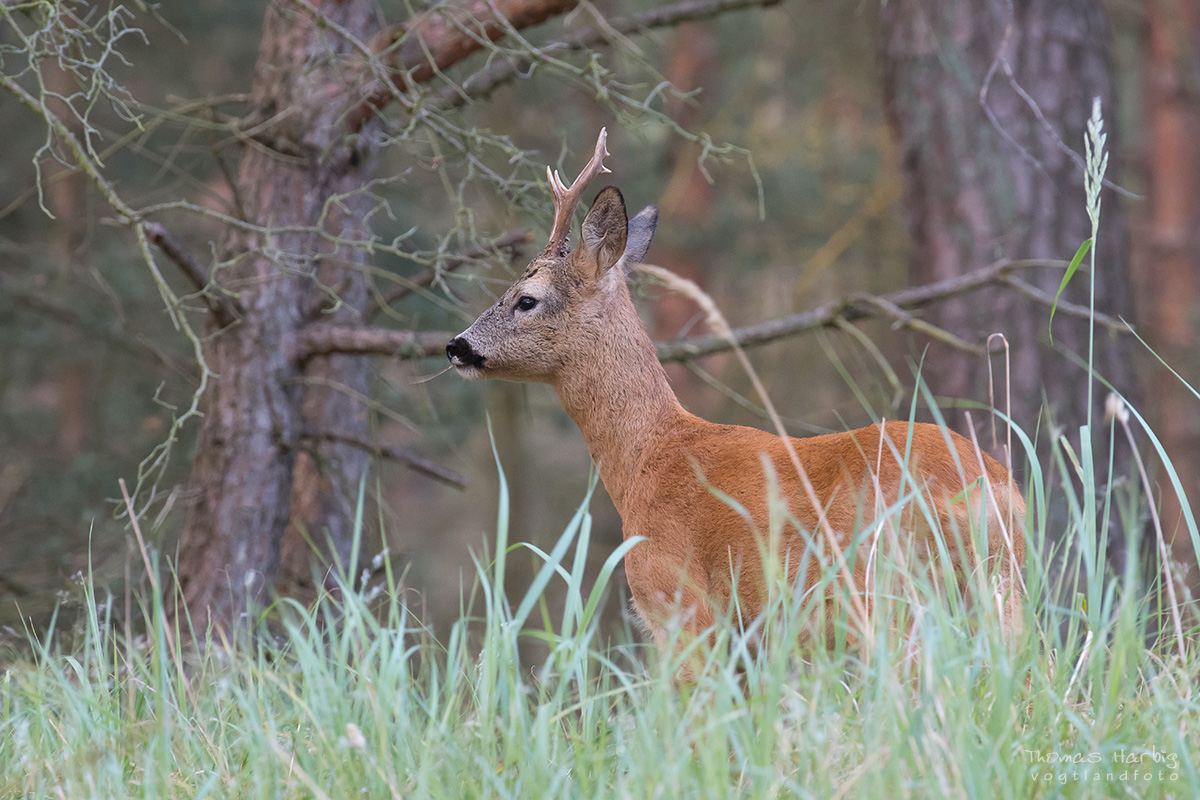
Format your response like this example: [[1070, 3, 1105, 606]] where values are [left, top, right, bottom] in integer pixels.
[[0, 0, 1197, 640]]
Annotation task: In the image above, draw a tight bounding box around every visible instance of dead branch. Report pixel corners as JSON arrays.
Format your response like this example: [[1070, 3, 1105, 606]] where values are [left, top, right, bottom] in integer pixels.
[[294, 323, 452, 361], [367, 229, 530, 318], [299, 430, 466, 488], [652, 257, 1131, 362], [431, 0, 784, 110], [999, 274, 1118, 329], [349, 0, 580, 130], [142, 222, 240, 325], [850, 293, 985, 356]]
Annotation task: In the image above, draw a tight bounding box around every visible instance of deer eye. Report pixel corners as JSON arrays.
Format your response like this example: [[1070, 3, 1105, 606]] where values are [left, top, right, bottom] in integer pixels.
[[515, 295, 538, 312]]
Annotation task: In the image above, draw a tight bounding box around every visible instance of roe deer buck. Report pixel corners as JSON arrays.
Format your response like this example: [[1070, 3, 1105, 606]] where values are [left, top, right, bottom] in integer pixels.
[[447, 130, 1025, 677]]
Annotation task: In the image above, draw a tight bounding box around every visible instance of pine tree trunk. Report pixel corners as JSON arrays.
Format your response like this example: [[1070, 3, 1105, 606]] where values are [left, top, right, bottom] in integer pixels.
[[880, 1, 1138, 454], [174, 0, 379, 632], [653, 23, 718, 407], [170, 0, 578, 634], [1143, 0, 1200, 577], [44, 53, 93, 460], [880, 0, 1141, 564]]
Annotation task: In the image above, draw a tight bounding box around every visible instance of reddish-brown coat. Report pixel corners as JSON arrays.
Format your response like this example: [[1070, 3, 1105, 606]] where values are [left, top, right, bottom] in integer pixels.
[[449, 134, 1025, 675]]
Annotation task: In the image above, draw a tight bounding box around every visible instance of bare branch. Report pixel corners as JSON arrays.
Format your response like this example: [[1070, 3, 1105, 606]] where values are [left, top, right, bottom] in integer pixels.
[[0, 67, 209, 369], [350, 0, 580, 130], [849, 293, 986, 356], [294, 323, 453, 361], [367, 229, 530, 318], [978, 17, 1139, 201], [143, 222, 240, 325], [999, 275, 1124, 329], [652, 257, 1132, 362], [431, 0, 784, 110], [299, 430, 466, 488]]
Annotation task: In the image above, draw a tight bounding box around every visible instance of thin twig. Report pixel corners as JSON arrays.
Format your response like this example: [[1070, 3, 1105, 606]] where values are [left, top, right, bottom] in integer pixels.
[[351, 0, 582, 129], [299, 430, 467, 488], [977, 10, 1138, 201], [851, 292, 985, 356], [143, 222, 240, 325], [366, 229, 530, 318], [119, 478, 198, 707], [1000, 275, 1123, 330]]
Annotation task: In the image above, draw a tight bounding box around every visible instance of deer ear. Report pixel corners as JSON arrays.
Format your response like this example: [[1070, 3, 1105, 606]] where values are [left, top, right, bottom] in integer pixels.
[[616, 205, 657, 277], [576, 186, 628, 281]]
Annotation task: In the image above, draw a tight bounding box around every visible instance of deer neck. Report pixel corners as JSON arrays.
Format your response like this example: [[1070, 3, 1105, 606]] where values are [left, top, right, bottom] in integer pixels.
[[552, 288, 684, 515]]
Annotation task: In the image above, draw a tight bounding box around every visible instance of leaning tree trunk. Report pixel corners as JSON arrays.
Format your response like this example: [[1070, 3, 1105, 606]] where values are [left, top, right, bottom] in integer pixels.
[[880, 0, 1141, 560], [174, 0, 380, 633]]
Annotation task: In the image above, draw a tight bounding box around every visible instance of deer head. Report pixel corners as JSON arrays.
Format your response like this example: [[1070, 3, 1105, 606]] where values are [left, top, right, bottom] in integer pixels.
[[446, 129, 658, 385]]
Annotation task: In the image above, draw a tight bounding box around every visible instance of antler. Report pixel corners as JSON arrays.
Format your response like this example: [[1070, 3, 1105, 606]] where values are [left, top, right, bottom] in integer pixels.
[[543, 128, 611, 256]]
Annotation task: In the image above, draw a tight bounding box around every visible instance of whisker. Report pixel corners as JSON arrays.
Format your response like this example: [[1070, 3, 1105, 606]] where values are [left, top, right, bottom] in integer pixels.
[[411, 364, 454, 384]]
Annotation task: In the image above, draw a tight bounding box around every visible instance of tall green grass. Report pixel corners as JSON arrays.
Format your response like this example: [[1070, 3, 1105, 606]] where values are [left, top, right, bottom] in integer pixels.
[[1, 411, 1198, 799]]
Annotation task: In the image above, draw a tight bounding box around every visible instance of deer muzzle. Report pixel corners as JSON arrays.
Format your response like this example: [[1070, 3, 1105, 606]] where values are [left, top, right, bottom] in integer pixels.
[[446, 335, 486, 372]]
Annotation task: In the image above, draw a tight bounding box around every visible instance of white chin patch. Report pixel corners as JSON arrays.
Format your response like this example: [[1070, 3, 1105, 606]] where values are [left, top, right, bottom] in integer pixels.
[[454, 364, 485, 380]]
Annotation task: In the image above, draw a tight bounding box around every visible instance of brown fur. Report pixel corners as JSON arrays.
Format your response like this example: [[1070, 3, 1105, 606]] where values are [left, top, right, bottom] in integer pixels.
[[449, 171, 1025, 678]]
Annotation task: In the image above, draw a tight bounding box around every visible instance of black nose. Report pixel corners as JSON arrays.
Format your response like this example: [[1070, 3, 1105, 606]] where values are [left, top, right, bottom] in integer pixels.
[[446, 336, 485, 368]]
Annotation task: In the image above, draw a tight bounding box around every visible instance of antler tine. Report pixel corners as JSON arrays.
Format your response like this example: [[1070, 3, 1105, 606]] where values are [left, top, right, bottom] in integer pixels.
[[543, 128, 611, 255]]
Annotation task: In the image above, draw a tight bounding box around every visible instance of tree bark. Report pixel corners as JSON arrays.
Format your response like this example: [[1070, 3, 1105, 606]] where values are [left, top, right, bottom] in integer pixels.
[[43, 51, 93, 460], [175, 0, 381, 632], [880, 0, 1144, 571], [880, 1, 1138, 467], [172, 0, 583, 634], [1142, 0, 1200, 578], [652, 22, 719, 407]]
